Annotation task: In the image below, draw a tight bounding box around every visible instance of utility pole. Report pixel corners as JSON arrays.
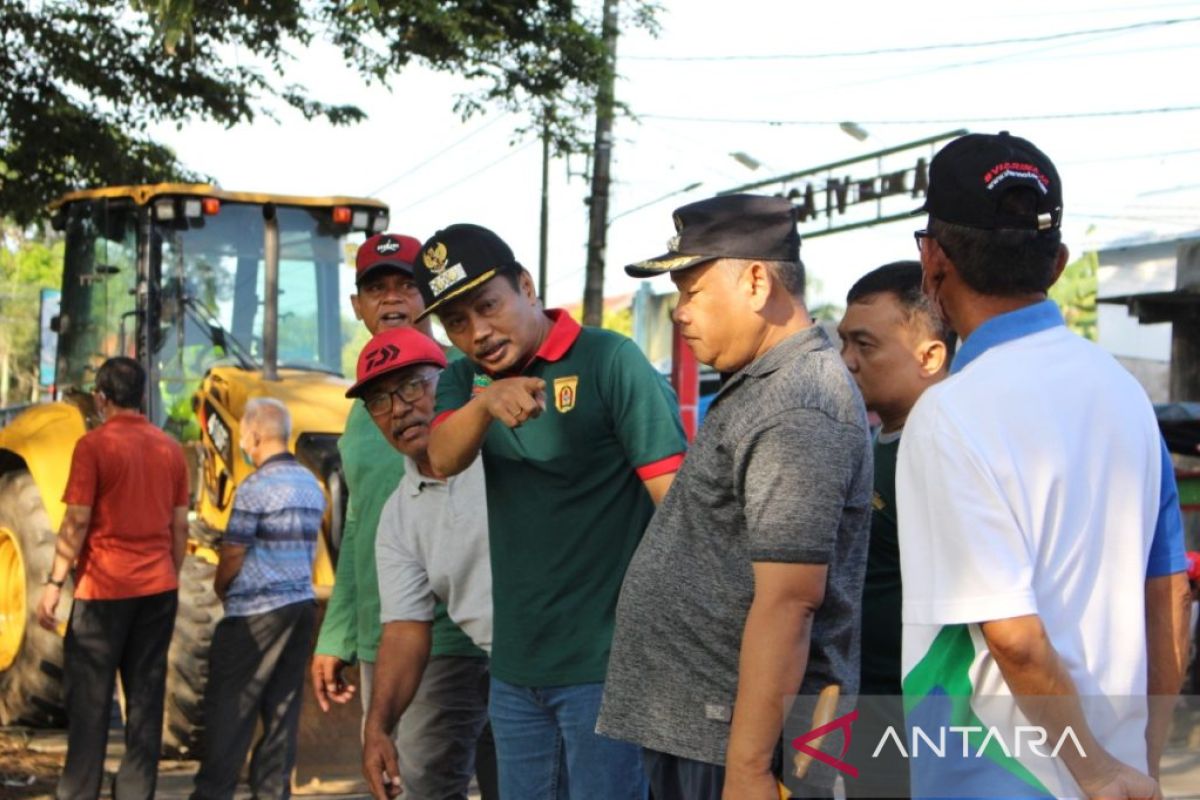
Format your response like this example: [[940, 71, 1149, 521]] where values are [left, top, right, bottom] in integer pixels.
[[538, 113, 551, 303], [582, 0, 618, 327]]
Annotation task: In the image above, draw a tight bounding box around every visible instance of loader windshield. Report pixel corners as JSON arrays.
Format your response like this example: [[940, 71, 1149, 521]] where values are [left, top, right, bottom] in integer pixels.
[[54, 198, 140, 389], [155, 202, 344, 377], [56, 195, 348, 430]]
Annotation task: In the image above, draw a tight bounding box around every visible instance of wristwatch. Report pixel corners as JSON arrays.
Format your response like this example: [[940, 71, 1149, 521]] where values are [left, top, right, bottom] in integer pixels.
[[45, 574, 65, 588]]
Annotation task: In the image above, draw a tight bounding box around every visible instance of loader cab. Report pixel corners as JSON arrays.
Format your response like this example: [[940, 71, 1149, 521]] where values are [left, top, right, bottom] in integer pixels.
[[50, 185, 387, 433]]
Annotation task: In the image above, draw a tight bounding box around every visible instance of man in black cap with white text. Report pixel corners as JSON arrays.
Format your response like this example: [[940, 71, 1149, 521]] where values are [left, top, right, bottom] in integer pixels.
[[597, 194, 872, 800], [899, 132, 1190, 799]]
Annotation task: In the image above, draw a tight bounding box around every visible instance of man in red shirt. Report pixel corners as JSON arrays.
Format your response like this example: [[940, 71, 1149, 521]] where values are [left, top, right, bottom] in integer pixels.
[[37, 356, 190, 800]]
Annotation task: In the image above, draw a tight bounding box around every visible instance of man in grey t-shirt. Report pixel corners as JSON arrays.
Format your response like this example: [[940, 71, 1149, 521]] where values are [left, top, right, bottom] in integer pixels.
[[343, 326, 495, 800], [597, 194, 871, 800]]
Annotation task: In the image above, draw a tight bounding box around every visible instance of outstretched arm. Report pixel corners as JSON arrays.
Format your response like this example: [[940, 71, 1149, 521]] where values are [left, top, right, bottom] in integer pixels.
[[428, 377, 545, 476], [362, 621, 433, 799]]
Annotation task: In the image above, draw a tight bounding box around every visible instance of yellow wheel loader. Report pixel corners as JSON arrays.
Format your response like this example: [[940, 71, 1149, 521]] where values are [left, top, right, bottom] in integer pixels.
[[0, 184, 382, 775]]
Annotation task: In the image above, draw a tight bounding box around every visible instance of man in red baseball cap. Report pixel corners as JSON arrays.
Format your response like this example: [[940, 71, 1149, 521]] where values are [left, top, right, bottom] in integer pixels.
[[315, 233, 429, 714], [350, 233, 431, 334], [346, 326, 494, 800], [313, 235, 496, 799]]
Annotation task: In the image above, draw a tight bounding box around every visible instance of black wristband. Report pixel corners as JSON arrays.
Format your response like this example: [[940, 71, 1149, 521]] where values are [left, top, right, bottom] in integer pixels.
[[45, 575, 65, 588]]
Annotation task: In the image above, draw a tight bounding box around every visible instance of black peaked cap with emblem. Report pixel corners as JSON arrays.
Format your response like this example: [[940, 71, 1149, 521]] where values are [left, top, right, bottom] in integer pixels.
[[413, 224, 521, 321], [920, 131, 1063, 232], [625, 194, 800, 278]]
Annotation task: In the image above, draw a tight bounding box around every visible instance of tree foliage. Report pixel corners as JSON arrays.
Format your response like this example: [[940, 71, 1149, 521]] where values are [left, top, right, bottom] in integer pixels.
[[0, 0, 659, 225], [0, 226, 64, 404], [1049, 249, 1098, 341]]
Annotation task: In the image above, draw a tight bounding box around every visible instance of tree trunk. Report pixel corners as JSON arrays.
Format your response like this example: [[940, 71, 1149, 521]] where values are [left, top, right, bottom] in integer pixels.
[[582, 0, 619, 327]]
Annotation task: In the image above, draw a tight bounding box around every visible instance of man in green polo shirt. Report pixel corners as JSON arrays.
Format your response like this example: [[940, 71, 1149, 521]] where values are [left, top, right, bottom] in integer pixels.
[[413, 223, 686, 800], [310, 233, 495, 798], [836, 260, 954, 798]]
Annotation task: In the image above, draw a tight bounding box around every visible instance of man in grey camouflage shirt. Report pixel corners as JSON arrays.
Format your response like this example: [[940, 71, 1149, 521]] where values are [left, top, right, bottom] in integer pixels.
[[597, 194, 871, 800]]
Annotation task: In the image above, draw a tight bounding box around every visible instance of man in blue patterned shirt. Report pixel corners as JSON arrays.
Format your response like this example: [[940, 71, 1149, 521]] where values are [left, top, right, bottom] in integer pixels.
[[191, 398, 326, 800]]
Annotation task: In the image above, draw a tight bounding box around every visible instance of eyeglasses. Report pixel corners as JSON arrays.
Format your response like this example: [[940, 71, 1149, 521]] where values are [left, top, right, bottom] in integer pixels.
[[362, 374, 435, 417], [914, 228, 956, 262], [913, 229, 935, 253]]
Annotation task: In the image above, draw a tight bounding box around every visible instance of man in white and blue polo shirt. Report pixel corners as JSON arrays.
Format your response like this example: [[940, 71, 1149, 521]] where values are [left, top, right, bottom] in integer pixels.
[[899, 132, 1191, 799]]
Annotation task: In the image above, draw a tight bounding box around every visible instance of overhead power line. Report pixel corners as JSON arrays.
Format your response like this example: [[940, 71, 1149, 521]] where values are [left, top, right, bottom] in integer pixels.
[[624, 15, 1200, 62], [638, 105, 1200, 126], [1063, 147, 1200, 165], [365, 112, 512, 197], [392, 138, 538, 213]]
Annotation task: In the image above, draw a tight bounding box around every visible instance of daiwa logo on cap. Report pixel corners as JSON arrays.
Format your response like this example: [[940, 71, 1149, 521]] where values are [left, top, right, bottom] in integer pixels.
[[376, 237, 401, 255], [365, 343, 401, 371]]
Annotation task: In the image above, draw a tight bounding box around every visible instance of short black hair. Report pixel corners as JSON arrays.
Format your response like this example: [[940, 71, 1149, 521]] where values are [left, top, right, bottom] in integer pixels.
[[493, 262, 528, 293], [846, 260, 956, 353], [95, 356, 145, 409], [930, 187, 1062, 297], [768, 259, 806, 298]]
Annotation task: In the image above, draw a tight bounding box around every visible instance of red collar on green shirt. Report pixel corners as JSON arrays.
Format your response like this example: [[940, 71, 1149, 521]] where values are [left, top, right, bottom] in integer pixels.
[[490, 308, 581, 378], [531, 309, 581, 364]]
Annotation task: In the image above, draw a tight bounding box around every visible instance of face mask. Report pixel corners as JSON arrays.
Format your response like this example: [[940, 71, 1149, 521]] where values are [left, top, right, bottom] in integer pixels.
[[240, 433, 256, 467]]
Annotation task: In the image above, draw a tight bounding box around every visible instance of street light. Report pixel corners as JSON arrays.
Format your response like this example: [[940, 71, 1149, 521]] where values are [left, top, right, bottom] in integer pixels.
[[731, 124, 871, 180], [729, 151, 763, 171], [840, 121, 870, 142]]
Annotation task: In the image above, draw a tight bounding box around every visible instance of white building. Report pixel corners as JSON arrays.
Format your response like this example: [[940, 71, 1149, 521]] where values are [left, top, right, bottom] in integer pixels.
[[1097, 233, 1200, 403]]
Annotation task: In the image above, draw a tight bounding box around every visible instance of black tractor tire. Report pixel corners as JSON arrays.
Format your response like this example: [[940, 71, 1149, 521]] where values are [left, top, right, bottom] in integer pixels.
[[0, 470, 68, 727], [162, 550, 224, 758]]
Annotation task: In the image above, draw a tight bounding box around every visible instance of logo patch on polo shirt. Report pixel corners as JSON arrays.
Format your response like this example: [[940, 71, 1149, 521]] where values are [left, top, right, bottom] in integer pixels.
[[554, 376, 578, 413], [472, 373, 493, 396]]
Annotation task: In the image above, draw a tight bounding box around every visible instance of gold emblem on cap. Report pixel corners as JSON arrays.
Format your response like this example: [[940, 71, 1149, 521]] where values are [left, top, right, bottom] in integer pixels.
[[423, 242, 448, 274], [632, 255, 698, 271], [667, 235, 681, 252], [430, 264, 466, 296]]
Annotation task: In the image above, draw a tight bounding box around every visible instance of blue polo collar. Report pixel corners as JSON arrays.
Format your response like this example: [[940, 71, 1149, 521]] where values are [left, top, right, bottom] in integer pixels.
[[951, 299, 1064, 375]]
